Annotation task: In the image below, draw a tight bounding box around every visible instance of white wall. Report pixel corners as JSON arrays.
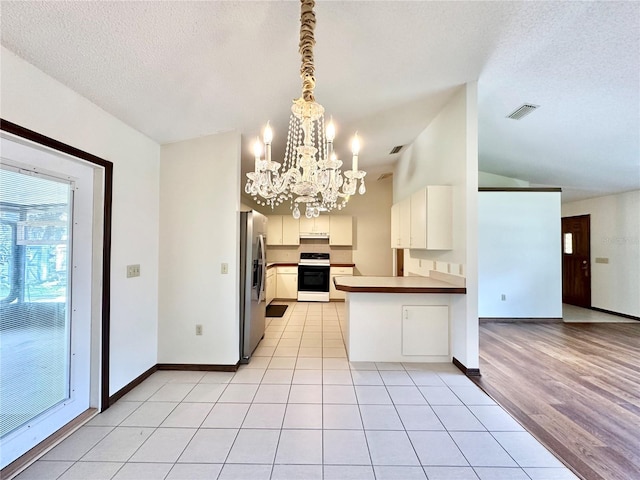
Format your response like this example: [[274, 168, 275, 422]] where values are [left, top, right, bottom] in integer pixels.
[[393, 83, 479, 369], [1, 47, 161, 396], [478, 171, 530, 187], [348, 176, 393, 276], [158, 132, 242, 365], [562, 190, 640, 317], [478, 191, 562, 318]]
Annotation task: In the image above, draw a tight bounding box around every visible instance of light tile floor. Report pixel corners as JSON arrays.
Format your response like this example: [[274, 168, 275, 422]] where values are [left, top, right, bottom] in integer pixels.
[[15, 302, 579, 480], [562, 303, 637, 323]]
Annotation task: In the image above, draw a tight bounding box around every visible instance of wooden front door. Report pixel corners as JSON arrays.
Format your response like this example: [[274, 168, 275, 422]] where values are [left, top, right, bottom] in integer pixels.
[[562, 215, 591, 307]]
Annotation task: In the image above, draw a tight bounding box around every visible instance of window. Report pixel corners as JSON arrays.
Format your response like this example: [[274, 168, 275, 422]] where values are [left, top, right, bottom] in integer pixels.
[[563, 233, 573, 254]]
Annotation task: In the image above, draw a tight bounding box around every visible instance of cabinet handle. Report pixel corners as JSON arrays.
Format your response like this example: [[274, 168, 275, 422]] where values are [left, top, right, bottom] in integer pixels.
[[404, 309, 408, 319]]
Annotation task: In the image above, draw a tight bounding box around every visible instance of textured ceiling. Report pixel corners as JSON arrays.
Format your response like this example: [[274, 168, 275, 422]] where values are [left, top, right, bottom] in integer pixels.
[[1, 1, 638, 201]]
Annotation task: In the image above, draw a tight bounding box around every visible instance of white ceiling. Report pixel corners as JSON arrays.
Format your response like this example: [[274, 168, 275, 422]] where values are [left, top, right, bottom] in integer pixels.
[[1, 1, 638, 202]]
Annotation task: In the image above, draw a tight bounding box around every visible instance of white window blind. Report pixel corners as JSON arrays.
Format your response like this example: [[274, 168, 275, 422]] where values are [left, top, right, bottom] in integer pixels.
[[0, 166, 72, 438]]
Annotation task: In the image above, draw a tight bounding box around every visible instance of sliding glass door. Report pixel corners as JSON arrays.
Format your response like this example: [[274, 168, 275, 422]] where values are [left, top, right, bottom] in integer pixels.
[[0, 133, 98, 469], [0, 167, 73, 440]]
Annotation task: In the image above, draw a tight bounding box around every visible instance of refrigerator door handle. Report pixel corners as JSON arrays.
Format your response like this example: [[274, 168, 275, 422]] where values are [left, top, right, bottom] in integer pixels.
[[256, 234, 266, 302]]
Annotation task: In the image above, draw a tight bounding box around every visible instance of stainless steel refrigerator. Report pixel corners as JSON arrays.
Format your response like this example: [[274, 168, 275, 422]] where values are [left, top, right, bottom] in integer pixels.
[[239, 211, 267, 363]]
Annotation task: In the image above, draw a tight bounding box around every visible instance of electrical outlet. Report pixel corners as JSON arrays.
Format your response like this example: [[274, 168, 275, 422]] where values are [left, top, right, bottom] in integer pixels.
[[195, 324, 203, 336], [501, 294, 506, 301], [126, 264, 141, 278], [221, 263, 229, 274]]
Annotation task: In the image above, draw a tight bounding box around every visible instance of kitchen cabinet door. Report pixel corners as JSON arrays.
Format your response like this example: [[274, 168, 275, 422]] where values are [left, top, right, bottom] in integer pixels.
[[401, 305, 449, 356], [330, 266, 353, 300], [266, 215, 283, 245], [391, 203, 400, 248], [329, 216, 353, 246], [300, 216, 330, 234], [298, 217, 313, 235], [399, 197, 411, 248], [314, 216, 330, 234], [409, 186, 452, 250], [266, 269, 276, 305], [282, 216, 300, 245], [276, 267, 298, 299], [410, 190, 427, 248], [267, 215, 299, 245]]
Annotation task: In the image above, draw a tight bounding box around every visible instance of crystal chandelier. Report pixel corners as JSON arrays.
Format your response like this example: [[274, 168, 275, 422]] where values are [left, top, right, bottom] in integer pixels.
[[244, 0, 366, 219]]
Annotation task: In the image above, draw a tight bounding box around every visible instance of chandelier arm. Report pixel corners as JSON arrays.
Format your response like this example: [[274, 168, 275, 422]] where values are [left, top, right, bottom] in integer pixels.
[[299, 0, 316, 102]]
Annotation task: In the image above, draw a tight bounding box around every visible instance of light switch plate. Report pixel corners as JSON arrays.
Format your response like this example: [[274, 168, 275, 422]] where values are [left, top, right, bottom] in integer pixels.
[[126, 264, 140, 278], [221, 263, 229, 274]]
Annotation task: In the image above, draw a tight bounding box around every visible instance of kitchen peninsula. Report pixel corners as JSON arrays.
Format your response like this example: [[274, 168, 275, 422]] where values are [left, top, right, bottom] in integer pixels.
[[334, 273, 466, 363]]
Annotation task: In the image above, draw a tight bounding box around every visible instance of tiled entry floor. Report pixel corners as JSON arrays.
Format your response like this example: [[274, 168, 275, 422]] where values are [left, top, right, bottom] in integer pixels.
[[15, 302, 578, 480]]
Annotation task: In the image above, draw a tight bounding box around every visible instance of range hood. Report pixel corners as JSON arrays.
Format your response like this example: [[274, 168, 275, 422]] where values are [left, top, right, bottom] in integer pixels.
[[300, 232, 329, 239]]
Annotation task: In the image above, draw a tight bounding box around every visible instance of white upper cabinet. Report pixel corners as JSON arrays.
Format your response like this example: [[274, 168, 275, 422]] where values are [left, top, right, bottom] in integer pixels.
[[410, 189, 428, 248], [282, 216, 300, 245], [267, 215, 300, 246], [399, 197, 411, 249], [391, 186, 452, 250], [391, 203, 400, 248], [329, 216, 353, 246], [391, 197, 411, 248], [409, 186, 452, 250], [266, 215, 283, 245], [299, 216, 330, 235], [269, 214, 353, 245]]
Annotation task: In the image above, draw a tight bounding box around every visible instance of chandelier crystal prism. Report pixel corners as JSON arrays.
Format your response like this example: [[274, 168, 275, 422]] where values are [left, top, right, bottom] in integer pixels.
[[244, 0, 366, 219]]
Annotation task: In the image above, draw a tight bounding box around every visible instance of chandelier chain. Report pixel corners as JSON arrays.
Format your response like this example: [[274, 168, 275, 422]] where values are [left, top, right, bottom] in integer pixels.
[[299, 0, 316, 102]]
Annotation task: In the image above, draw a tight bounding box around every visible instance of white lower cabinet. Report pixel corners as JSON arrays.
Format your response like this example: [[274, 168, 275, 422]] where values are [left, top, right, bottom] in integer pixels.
[[344, 294, 453, 362], [266, 268, 276, 305], [401, 305, 449, 356], [330, 266, 353, 300], [276, 266, 298, 299]]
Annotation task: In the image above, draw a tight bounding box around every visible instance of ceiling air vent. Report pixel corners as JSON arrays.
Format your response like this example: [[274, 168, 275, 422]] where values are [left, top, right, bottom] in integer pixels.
[[389, 145, 404, 154], [506, 104, 539, 120], [377, 172, 393, 181]]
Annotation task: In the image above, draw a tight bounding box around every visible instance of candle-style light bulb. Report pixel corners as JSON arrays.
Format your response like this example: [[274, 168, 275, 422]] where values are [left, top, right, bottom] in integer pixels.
[[263, 123, 273, 163], [263, 122, 273, 145], [351, 133, 360, 172], [326, 119, 335, 143], [351, 133, 360, 155]]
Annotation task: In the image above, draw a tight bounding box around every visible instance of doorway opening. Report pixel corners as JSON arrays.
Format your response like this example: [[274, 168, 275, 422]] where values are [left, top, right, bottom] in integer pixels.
[[395, 249, 404, 277]]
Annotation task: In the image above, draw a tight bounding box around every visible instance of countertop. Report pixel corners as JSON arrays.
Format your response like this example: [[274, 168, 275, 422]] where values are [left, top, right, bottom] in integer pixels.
[[333, 275, 466, 294], [267, 262, 355, 269], [266, 263, 297, 269]]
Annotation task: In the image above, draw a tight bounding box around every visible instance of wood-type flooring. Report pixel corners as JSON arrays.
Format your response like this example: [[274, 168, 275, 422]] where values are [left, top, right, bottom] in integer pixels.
[[473, 320, 640, 480]]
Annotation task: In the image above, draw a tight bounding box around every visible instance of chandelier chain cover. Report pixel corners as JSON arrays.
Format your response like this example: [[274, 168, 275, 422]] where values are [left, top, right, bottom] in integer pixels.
[[245, 0, 367, 219], [299, 0, 316, 102]]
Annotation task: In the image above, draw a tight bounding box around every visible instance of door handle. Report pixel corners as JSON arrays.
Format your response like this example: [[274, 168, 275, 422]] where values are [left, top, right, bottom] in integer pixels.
[[581, 260, 589, 277]]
